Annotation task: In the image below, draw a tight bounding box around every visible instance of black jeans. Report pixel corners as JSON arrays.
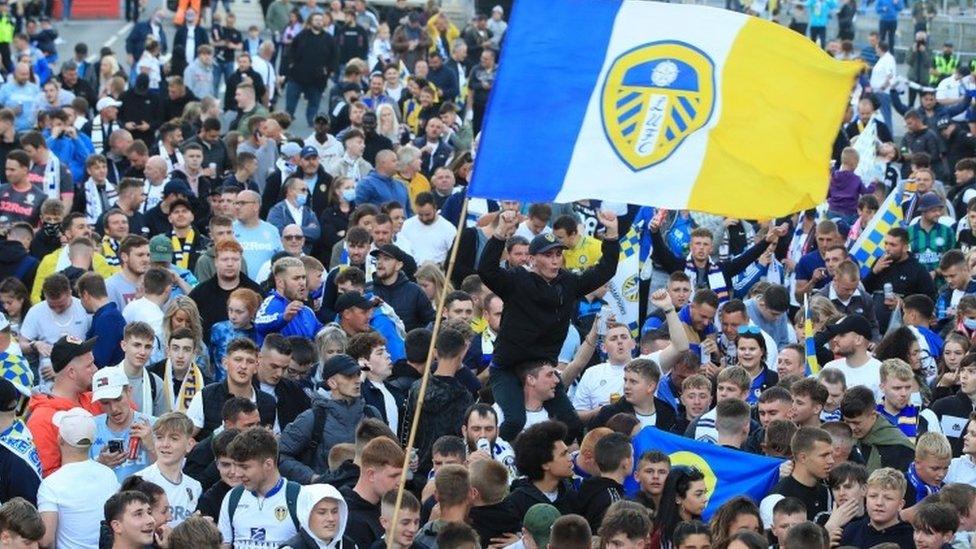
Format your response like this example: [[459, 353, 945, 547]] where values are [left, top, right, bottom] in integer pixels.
[[809, 25, 827, 48], [879, 20, 897, 49], [490, 366, 582, 443]]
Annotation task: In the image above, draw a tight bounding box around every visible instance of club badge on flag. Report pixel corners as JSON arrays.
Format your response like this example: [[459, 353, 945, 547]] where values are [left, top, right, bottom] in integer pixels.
[[469, 0, 861, 218]]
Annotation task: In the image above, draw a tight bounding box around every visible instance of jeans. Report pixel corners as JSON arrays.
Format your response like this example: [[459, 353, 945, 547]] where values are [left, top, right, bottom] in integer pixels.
[[285, 81, 324, 127], [213, 60, 235, 97], [809, 25, 827, 48], [490, 366, 582, 443], [879, 19, 897, 49], [877, 90, 893, 129], [61, 0, 71, 19]]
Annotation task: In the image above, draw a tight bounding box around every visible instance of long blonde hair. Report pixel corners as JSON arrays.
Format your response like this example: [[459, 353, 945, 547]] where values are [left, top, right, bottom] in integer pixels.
[[415, 262, 452, 310], [164, 296, 205, 350]]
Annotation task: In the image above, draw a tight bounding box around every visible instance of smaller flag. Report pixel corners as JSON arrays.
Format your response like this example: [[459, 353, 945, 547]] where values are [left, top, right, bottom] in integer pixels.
[[629, 426, 783, 519], [804, 294, 821, 376], [604, 221, 642, 338], [848, 188, 904, 279]]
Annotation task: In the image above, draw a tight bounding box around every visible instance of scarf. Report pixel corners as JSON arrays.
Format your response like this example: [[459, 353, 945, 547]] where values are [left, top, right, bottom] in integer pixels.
[[90, 116, 117, 155], [171, 229, 196, 269], [684, 257, 729, 302], [906, 461, 941, 504], [162, 359, 204, 413], [341, 153, 362, 181], [159, 141, 184, 173], [35, 155, 61, 200], [0, 420, 41, 478], [102, 236, 121, 267], [84, 178, 117, 224]]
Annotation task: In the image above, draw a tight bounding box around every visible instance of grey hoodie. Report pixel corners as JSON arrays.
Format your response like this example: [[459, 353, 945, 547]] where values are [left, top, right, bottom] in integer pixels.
[[279, 395, 380, 484]]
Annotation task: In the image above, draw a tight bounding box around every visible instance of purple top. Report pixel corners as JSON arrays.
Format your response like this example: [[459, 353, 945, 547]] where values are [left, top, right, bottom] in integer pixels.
[[827, 169, 874, 216]]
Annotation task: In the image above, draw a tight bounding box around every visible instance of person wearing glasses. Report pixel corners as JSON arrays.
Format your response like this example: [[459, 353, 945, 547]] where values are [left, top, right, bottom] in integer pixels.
[[232, 189, 283, 281], [267, 177, 321, 255]]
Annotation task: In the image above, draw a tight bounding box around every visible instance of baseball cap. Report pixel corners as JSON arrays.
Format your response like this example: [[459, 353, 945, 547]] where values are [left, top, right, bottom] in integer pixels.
[[321, 354, 362, 380], [492, 5, 504, 13], [339, 82, 361, 95], [936, 117, 952, 130], [92, 366, 129, 401], [53, 407, 96, 448], [95, 97, 122, 112], [335, 291, 374, 314], [528, 233, 567, 255], [0, 378, 21, 412], [300, 145, 319, 159], [163, 180, 192, 198], [523, 504, 560, 548], [823, 314, 872, 340], [916, 192, 943, 212], [50, 335, 97, 374], [281, 142, 302, 158], [369, 244, 407, 263], [148, 234, 174, 262]]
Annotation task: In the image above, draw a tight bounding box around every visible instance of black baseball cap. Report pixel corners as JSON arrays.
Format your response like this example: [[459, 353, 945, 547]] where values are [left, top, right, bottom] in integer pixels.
[[823, 314, 872, 339], [528, 233, 567, 255], [335, 291, 374, 314], [321, 354, 363, 380], [50, 335, 98, 373], [0, 378, 20, 412], [370, 244, 408, 263]]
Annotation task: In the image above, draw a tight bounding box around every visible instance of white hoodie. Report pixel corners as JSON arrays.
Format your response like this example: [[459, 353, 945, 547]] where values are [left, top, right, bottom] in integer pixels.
[[294, 484, 350, 549]]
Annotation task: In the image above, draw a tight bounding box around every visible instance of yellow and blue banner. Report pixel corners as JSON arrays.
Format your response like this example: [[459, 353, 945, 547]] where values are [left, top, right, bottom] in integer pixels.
[[604, 219, 642, 338], [804, 294, 821, 375], [849, 189, 904, 278], [469, 0, 861, 218], [629, 426, 783, 519]]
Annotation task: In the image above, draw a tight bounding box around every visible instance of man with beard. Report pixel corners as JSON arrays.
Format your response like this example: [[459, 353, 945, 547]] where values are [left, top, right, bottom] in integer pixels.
[[400, 192, 456, 265], [254, 257, 322, 344], [189, 238, 261, 341], [183, 118, 228, 174], [862, 227, 936, 330], [370, 244, 432, 332]]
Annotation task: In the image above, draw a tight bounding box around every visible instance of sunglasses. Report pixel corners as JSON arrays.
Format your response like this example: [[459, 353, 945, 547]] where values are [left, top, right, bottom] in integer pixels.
[[283, 235, 305, 241]]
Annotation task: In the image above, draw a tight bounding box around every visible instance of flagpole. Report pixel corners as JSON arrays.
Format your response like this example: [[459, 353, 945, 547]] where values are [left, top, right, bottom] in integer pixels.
[[387, 196, 470, 548]]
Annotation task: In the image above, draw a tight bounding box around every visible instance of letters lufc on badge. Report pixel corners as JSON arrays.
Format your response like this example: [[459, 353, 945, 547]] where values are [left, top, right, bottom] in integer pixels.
[[601, 41, 715, 171]]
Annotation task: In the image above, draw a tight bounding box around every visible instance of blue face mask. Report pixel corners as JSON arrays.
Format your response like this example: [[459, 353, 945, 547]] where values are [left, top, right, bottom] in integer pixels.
[[295, 194, 308, 207], [964, 317, 976, 331], [341, 188, 356, 202]]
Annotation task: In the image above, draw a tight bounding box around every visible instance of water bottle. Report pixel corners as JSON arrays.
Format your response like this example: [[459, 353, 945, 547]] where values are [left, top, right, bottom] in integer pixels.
[[883, 283, 894, 300]]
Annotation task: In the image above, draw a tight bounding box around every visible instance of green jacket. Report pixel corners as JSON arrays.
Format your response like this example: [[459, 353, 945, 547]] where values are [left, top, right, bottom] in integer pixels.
[[265, 0, 291, 34], [859, 415, 916, 473]]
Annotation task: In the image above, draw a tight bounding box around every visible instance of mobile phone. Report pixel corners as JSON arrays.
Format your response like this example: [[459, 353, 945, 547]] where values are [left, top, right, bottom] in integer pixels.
[[108, 440, 124, 453]]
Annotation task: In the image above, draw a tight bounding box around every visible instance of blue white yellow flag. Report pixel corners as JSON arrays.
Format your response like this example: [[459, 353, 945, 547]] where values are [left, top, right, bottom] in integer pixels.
[[629, 426, 783, 519], [804, 294, 821, 375], [849, 189, 904, 278], [604, 220, 642, 337], [469, 0, 861, 218]]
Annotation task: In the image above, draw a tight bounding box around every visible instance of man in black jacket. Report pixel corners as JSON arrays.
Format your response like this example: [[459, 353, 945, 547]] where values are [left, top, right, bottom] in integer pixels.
[[504, 420, 579, 517], [222, 53, 266, 112], [370, 244, 433, 332], [479, 209, 620, 443], [255, 334, 311, 431], [863, 226, 937, 330], [171, 8, 209, 80], [348, 331, 405, 437], [577, 433, 631, 532], [920, 357, 976, 456], [286, 12, 338, 127]]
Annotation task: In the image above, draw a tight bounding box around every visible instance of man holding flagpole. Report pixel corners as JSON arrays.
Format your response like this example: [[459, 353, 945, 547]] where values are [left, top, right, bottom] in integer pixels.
[[479, 209, 620, 443]]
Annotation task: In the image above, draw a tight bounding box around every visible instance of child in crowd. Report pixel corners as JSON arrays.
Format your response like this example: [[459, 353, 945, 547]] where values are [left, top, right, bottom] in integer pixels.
[[827, 147, 874, 225], [209, 288, 261, 378], [911, 501, 959, 549], [905, 432, 952, 506], [846, 194, 880, 247], [770, 497, 807, 549], [634, 450, 671, 514], [136, 412, 201, 528], [839, 467, 914, 547]]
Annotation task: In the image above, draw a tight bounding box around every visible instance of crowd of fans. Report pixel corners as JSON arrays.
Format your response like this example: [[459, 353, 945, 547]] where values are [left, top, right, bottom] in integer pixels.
[[1, 0, 976, 548]]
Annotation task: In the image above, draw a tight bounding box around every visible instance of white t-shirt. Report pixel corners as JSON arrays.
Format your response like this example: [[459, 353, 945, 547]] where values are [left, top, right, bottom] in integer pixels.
[[824, 356, 883, 400], [20, 298, 90, 371], [635, 411, 657, 429], [218, 478, 298, 549], [946, 455, 976, 485], [572, 361, 626, 411], [37, 460, 120, 549], [399, 214, 457, 264], [514, 221, 551, 242], [492, 402, 550, 438], [122, 297, 165, 347], [137, 462, 202, 527]]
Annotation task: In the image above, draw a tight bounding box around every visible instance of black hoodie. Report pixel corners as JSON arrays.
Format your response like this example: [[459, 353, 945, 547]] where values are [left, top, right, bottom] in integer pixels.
[[469, 500, 522, 548], [577, 476, 624, 531], [0, 240, 38, 290], [504, 478, 579, 518], [339, 486, 382, 549]]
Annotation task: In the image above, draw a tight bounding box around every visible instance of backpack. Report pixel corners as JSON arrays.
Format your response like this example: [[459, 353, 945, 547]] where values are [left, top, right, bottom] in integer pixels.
[[301, 406, 328, 465], [226, 480, 301, 540]]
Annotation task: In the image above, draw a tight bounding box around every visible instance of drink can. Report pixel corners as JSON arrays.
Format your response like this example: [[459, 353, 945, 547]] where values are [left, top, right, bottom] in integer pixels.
[[476, 438, 491, 454], [127, 436, 140, 460]]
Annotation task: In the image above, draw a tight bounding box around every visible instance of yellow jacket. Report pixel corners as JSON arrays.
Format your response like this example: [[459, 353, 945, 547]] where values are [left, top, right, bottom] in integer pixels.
[[398, 171, 431, 210], [31, 247, 119, 303], [427, 14, 460, 56]]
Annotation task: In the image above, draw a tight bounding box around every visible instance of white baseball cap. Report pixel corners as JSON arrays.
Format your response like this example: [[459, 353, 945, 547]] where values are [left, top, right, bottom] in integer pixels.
[[92, 366, 128, 401], [52, 407, 96, 448], [95, 97, 122, 112]]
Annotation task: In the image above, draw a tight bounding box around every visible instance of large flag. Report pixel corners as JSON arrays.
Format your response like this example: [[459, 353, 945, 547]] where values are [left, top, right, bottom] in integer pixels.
[[468, 0, 861, 218], [629, 427, 783, 519], [849, 189, 904, 278]]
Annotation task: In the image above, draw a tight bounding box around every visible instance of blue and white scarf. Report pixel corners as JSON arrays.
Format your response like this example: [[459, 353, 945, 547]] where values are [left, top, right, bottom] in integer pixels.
[[906, 461, 941, 504], [684, 258, 730, 302], [0, 420, 42, 478]]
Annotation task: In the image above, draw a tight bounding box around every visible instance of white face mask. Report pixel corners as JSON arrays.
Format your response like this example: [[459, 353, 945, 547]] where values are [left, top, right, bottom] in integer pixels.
[[964, 317, 976, 331]]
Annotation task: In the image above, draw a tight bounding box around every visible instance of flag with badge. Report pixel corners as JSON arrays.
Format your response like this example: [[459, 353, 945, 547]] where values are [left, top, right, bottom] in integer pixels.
[[468, 0, 861, 218], [603, 220, 643, 338], [628, 426, 783, 519], [803, 294, 821, 375]]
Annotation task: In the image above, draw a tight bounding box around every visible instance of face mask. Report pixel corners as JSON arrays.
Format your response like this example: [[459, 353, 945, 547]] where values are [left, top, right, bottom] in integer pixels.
[[295, 194, 308, 207], [341, 188, 356, 202], [963, 318, 976, 331], [42, 222, 59, 238]]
